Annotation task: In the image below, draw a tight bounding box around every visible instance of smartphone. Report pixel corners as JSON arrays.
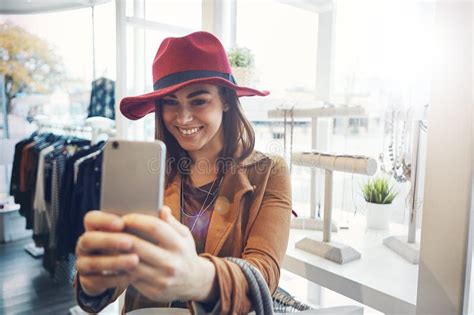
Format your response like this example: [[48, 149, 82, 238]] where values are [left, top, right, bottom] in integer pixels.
[[100, 139, 166, 217]]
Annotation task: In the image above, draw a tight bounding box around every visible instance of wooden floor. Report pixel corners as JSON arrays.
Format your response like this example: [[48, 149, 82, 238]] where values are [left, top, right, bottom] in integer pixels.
[[0, 237, 77, 315]]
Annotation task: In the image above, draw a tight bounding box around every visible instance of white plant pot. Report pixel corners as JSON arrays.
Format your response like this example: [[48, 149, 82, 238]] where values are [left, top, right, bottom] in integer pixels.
[[231, 66, 258, 86], [366, 202, 392, 230]]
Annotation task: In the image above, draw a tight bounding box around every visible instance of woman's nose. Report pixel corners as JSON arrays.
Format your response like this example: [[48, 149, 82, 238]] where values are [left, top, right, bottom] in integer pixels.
[[176, 107, 193, 125]]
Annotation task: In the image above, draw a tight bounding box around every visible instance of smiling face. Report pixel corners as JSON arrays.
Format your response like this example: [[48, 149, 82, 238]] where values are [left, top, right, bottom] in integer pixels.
[[160, 84, 227, 161]]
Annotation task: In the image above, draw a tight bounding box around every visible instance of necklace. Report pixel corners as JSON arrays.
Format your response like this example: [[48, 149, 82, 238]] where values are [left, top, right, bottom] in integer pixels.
[[180, 175, 223, 232]]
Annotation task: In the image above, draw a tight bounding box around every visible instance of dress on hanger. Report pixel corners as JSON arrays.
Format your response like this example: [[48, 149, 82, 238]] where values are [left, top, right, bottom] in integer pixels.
[[87, 78, 115, 120]]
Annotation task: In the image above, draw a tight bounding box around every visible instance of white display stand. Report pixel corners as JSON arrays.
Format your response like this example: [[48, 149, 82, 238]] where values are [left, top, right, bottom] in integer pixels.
[[0, 140, 30, 243], [284, 223, 418, 315], [268, 106, 366, 232], [0, 202, 32, 243], [383, 121, 426, 264], [383, 235, 420, 264], [292, 152, 377, 264]]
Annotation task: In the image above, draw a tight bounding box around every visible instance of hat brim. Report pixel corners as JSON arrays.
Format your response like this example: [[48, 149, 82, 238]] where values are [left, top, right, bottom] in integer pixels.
[[120, 77, 270, 120]]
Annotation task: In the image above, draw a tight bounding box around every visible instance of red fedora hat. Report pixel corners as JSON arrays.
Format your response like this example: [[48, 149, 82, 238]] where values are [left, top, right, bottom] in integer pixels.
[[119, 31, 269, 120]]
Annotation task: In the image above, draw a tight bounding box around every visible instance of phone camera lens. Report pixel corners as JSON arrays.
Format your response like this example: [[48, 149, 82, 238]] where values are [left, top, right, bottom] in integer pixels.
[[112, 141, 119, 149]]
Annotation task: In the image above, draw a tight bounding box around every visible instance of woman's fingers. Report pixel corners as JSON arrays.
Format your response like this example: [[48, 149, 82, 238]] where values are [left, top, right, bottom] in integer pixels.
[[76, 253, 139, 275], [132, 260, 176, 283], [84, 211, 124, 232], [79, 273, 134, 294], [122, 213, 180, 248], [78, 230, 171, 265], [76, 231, 134, 255], [128, 234, 172, 266], [131, 278, 172, 302], [77, 230, 171, 267], [160, 206, 191, 238]]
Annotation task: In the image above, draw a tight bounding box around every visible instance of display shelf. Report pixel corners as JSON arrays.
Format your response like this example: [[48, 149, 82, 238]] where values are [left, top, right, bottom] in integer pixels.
[[284, 214, 419, 315]]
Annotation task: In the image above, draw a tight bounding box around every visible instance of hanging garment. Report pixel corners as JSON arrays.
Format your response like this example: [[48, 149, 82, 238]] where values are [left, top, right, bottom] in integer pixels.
[[10, 133, 105, 283], [52, 144, 100, 283], [10, 133, 102, 282], [10, 136, 36, 199], [57, 142, 104, 258], [87, 77, 115, 120], [11, 138, 36, 220], [46, 150, 67, 250], [19, 133, 57, 231], [71, 150, 103, 250], [33, 145, 55, 242], [44, 146, 80, 278], [43, 155, 62, 276], [44, 139, 90, 204]]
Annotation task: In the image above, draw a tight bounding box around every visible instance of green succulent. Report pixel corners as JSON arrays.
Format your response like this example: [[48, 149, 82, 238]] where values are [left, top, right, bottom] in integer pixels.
[[227, 46, 254, 68], [361, 177, 398, 204]]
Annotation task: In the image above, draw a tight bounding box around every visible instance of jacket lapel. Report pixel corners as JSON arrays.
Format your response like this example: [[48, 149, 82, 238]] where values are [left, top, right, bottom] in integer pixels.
[[205, 151, 268, 255], [204, 166, 253, 255], [164, 179, 181, 222], [164, 151, 268, 255], [164, 170, 252, 255]]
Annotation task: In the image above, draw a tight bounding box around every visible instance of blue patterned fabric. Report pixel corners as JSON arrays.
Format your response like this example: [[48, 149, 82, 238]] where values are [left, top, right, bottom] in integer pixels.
[[88, 77, 115, 119]]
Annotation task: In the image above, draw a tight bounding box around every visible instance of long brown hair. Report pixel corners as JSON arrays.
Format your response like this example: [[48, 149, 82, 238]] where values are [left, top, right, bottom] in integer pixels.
[[154, 86, 255, 187]]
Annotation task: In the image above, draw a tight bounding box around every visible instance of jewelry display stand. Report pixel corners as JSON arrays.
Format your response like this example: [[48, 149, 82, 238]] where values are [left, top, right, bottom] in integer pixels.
[[268, 106, 365, 232], [292, 152, 377, 264], [383, 120, 426, 264]]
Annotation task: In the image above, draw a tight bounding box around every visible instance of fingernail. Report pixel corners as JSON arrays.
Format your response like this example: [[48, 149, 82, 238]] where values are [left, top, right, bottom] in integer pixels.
[[160, 208, 168, 220]]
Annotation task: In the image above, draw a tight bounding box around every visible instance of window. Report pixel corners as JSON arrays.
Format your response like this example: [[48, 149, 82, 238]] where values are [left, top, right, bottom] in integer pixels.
[[236, 0, 319, 98], [235, 0, 436, 229], [121, 1, 201, 141], [144, 0, 201, 30], [1, 2, 116, 125]]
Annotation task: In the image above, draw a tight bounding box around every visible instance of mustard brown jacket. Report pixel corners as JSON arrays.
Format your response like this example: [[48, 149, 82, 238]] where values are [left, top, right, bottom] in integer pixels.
[[77, 150, 292, 314]]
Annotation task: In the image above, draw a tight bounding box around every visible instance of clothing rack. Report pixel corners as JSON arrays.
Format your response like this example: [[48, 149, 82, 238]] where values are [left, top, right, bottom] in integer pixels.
[[34, 116, 116, 144], [23, 116, 115, 258]]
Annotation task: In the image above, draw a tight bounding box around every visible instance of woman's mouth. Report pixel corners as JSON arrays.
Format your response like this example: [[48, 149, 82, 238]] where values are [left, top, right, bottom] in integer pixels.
[[176, 126, 204, 136]]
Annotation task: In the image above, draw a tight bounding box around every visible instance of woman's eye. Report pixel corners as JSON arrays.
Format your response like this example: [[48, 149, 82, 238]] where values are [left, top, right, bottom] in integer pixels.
[[191, 99, 207, 106], [162, 99, 177, 106]]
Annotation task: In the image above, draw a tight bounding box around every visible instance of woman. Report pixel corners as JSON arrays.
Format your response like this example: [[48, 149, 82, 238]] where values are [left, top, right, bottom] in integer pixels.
[[75, 31, 292, 314]]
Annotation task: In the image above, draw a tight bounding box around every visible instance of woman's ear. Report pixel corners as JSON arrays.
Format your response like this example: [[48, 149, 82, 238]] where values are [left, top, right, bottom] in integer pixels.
[[223, 104, 230, 112]]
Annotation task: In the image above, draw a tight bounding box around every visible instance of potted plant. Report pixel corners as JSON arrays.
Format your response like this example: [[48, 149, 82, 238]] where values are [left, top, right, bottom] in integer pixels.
[[227, 46, 257, 86], [362, 177, 398, 229]]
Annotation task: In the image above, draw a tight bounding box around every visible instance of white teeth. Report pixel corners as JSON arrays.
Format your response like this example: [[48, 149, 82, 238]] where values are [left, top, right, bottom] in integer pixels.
[[179, 127, 201, 135]]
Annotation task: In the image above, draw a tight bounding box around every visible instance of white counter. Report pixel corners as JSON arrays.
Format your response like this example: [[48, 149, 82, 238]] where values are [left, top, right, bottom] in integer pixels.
[[283, 218, 419, 315]]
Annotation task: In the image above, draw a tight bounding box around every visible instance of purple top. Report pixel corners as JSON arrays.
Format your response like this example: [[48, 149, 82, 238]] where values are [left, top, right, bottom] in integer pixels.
[[181, 177, 221, 254]]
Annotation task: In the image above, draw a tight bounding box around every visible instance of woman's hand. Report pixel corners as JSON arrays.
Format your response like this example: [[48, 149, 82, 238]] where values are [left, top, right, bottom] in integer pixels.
[[122, 206, 218, 303], [76, 211, 140, 297]]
